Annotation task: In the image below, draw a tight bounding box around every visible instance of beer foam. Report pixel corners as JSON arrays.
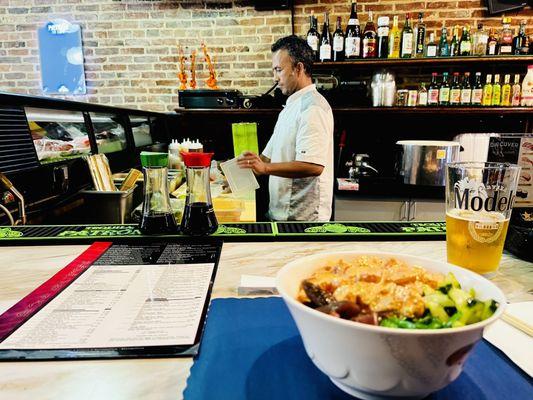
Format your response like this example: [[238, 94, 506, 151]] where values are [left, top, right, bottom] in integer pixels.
[[446, 208, 508, 223]]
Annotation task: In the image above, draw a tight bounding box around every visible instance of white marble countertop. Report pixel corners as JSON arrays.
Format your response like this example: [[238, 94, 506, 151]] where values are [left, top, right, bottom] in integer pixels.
[[0, 241, 531, 400]]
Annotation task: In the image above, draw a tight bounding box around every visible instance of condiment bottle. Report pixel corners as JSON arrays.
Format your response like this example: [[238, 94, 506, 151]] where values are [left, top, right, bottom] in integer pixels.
[[180, 152, 218, 236]]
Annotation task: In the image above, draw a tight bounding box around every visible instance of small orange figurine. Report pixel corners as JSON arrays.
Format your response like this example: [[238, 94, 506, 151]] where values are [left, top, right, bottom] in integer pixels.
[[189, 49, 197, 89], [201, 41, 218, 90], [178, 45, 187, 90]]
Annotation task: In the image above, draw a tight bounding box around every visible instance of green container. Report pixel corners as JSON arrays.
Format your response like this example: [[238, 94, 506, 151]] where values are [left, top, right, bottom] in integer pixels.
[[140, 151, 168, 167], [232, 122, 258, 158]]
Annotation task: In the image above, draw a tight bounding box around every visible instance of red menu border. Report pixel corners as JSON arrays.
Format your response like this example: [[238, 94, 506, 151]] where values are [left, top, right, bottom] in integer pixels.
[[0, 242, 112, 342]]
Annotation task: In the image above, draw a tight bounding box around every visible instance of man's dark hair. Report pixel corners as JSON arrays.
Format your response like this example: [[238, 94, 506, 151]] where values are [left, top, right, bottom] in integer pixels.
[[271, 35, 313, 77]]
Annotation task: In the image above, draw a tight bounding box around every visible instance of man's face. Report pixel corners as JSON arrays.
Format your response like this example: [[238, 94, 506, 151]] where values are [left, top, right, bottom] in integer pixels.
[[272, 49, 299, 96]]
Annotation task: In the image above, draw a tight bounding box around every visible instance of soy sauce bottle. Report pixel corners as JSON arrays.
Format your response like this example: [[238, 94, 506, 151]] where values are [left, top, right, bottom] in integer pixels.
[[139, 152, 178, 235], [180, 152, 218, 236]]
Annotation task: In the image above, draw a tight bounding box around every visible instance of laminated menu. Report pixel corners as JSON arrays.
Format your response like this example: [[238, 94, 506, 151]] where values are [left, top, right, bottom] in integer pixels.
[[0, 240, 222, 360]]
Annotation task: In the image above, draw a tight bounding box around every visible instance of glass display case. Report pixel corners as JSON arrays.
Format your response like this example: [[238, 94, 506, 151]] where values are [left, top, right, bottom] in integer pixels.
[[25, 107, 91, 165], [90, 112, 128, 154], [130, 115, 153, 148]]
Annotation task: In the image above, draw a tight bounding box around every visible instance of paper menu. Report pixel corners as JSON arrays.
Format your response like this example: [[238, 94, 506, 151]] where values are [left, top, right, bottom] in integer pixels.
[[0, 241, 221, 358]]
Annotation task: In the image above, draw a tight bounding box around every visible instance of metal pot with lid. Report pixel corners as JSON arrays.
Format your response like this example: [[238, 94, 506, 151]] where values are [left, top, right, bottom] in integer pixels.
[[396, 140, 461, 186]]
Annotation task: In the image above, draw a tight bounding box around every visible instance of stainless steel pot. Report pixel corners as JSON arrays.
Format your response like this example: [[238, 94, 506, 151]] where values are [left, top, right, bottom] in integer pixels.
[[396, 140, 461, 186]]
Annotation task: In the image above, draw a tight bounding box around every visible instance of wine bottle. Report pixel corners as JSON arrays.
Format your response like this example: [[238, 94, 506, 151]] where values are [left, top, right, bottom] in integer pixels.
[[425, 32, 438, 57], [471, 72, 483, 106], [333, 16, 345, 62], [459, 25, 471, 56], [344, 1, 361, 59], [428, 72, 440, 106], [438, 27, 450, 57], [306, 11, 320, 61], [449, 72, 461, 106], [400, 13, 413, 58], [414, 12, 426, 57], [362, 11, 377, 58], [377, 16, 389, 58], [439, 72, 450, 106], [460, 72, 472, 105], [319, 12, 332, 62]]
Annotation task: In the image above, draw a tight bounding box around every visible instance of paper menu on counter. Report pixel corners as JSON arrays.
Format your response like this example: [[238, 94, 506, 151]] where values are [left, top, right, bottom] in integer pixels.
[[0, 240, 222, 360]]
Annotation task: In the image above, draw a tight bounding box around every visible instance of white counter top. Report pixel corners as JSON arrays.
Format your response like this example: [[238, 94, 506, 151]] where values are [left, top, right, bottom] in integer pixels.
[[0, 241, 531, 400]]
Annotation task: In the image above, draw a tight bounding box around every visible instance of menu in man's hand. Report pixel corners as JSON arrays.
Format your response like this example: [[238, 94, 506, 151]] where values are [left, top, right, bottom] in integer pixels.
[[0, 240, 222, 360]]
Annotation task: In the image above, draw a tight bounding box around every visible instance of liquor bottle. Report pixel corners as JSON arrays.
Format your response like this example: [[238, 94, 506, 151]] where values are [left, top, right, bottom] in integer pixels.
[[449, 72, 461, 106], [362, 11, 377, 58], [400, 13, 413, 58], [482, 74, 493, 106], [319, 12, 332, 62], [306, 11, 320, 61], [511, 74, 521, 106], [472, 23, 488, 56], [450, 26, 460, 57], [460, 72, 472, 105], [377, 16, 389, 58], [491, 74, 501, 106], [428, 72, 440, 106], [414, 12, 426, 57], [498, 17, 513, 55], [520, 65, 533, 106], [459, 25, 472, 56], [438, 27, 450, 57], [513, 21, 528, 55], [471, 72, 483, 105], [345, 1, 362, 59], [501, 74, 511, 106], [487, 28, 498, 55], [425, 32, 438, 57], [333, 16, 345, 61], [388, 15, 401, 58], [418, 82, 428, 106], [439, 72, 450, 106]]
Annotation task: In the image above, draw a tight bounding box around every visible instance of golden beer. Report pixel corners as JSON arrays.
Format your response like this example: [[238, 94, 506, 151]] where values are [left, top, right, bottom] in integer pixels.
[[446, 209, 510, 275]]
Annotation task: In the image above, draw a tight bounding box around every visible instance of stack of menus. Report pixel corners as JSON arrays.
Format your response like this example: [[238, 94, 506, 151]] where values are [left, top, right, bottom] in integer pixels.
[[0, 240, 222, 360]]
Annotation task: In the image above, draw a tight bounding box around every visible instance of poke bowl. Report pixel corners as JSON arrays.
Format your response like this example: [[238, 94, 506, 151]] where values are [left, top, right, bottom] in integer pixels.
[[275, 251, 506, 400]]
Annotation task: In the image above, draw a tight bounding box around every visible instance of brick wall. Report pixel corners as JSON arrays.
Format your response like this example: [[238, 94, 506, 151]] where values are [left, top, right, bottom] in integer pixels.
[[0, 0, 531, 112]]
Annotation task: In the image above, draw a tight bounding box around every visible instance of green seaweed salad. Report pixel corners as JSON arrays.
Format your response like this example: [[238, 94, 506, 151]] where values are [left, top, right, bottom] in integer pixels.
[[380, 273, 499, 329]]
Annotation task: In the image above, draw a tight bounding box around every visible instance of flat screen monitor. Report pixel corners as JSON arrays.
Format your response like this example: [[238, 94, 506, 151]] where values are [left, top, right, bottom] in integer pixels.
[[485, 0, 527, 14], [25, 107, 92, 165]]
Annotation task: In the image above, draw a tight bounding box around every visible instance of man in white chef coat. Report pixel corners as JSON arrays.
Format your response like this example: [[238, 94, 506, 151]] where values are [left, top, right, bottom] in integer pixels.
[[238, 35, 334, 221]]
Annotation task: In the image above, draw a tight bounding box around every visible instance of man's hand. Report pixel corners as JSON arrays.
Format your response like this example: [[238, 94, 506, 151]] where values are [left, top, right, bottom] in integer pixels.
[[237, 151, 269, 175]]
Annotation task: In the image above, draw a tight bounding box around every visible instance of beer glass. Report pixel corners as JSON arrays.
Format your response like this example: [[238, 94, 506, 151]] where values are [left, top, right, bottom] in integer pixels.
[[445, 162, 521, 275]]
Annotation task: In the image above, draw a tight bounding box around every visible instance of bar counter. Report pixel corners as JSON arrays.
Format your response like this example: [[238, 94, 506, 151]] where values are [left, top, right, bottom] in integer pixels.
[[0, 240, 531, 400]]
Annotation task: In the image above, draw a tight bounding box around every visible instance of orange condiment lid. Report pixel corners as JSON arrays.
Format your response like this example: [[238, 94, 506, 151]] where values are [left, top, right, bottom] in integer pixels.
[[180, 151, 213, 167]]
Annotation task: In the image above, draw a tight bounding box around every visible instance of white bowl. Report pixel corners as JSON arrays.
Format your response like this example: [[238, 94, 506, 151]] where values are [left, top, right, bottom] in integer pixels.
[[276, 251, 506, 400]]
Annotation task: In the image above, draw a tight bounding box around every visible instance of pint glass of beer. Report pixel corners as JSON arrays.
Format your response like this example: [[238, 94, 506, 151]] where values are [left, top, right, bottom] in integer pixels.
[[446, 162, 521, 275]]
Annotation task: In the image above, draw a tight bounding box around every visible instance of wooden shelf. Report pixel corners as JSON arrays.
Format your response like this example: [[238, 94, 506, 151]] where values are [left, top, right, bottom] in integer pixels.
[[174, 107, 533, 115], [331, 107, 533, 114], [314, 55, 533, 70]]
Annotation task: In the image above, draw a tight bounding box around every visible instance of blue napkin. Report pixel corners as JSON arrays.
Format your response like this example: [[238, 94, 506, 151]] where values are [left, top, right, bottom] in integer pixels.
[[184, 297, 532, 400]]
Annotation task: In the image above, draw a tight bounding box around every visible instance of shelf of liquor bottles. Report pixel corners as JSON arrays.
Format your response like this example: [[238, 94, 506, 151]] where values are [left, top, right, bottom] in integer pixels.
[[331, 106, 533, 114], [313, 55, 533, 71]]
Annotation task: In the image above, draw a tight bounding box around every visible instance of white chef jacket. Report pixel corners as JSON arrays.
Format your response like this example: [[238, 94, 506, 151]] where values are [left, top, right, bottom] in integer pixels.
[[262, 84, 334, 221]]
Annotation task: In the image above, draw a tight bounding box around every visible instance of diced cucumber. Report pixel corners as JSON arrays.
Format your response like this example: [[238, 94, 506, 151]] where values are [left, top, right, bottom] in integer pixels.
[[481, 299, 499, 320], [426, 301, 450, 323], [424, 292, 455, 308], [438, 272, 461, 294]]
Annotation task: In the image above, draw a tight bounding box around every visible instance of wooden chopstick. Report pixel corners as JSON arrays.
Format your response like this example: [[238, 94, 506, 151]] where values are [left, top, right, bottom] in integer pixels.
[[501, 312, 533, 337]]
